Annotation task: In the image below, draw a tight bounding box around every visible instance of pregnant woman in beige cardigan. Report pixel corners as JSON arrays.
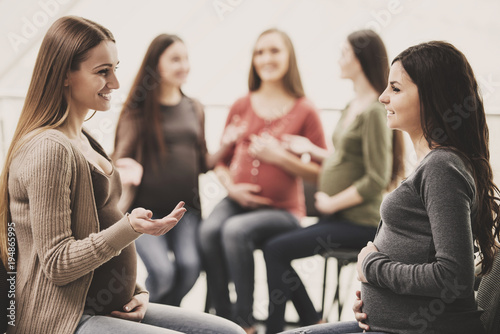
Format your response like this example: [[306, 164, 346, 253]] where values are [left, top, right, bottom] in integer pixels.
[[0, 16, 244, 334]]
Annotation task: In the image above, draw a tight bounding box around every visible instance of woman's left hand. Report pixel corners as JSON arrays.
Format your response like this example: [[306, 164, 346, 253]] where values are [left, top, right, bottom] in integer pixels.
[[110, 292, 149, 322], [115, 158, 143, 186], [314, 191, 337, 215], [357, 242, 378, 283], [221, 120, 248, 147]]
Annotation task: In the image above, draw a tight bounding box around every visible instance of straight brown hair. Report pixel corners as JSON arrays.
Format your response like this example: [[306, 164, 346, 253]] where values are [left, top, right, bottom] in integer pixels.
[[348, 30, 405, 189], [0, 16, 115, 267]]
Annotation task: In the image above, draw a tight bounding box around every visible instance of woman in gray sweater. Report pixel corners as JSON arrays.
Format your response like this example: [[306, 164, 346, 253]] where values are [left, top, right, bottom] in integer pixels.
[[281, 42, 500, 334]]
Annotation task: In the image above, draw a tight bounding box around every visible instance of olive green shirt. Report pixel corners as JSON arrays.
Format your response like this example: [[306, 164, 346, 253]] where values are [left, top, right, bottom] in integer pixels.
[[318, 101, 392, 227]]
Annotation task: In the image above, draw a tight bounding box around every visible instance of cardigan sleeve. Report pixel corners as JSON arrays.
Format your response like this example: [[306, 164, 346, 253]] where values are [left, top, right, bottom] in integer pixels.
[[20, 138, 141, 286], [134, 282, 149, 295], [352, 105, 392, 200]]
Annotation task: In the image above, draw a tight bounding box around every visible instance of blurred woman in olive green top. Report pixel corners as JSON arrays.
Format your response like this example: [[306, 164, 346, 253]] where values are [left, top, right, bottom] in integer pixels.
[[262, 30, 405, 333]]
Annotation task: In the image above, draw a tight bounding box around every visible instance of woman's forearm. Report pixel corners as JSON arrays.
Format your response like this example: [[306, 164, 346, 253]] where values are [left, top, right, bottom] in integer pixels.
[[205, 143, 233, 170], [330, 185, 364, 212], [274, 150, 321, 184], [315, 185, 364, 215]]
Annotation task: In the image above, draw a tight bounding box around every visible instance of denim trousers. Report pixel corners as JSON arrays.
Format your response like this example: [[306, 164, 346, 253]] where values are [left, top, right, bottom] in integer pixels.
[[74, 302, 246, 334], [263, 216, 378, 334], [279, 321, 388, 334], [135, 210, 202, 306], [198, 197, 300, 328]]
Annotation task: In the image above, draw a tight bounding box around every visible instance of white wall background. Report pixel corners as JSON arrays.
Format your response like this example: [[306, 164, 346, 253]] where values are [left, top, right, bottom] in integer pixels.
[[2, 0, 500, 106], [1, 0, 499, 161]]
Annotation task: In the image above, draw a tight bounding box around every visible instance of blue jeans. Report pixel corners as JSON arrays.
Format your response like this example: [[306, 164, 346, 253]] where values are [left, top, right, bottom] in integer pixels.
[[75, 302, 245, 334], [135, 210, 201, 306], [198, 197, 300, 328], [264, 216, 378, 334], [279, 321, 389, 334]]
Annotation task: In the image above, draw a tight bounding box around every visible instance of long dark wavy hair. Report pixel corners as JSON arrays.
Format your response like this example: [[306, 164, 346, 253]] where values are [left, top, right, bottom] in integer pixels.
[[115, 34, 183, 166], [393, 41, 500, 276], [348, 30, 405, 190]]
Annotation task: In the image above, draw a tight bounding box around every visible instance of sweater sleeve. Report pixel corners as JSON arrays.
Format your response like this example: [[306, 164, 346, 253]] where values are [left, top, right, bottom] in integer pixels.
[[362, 152, 476, 298], [21, 138, 141, 286], [353, 106, 392, 200], [112, 109, 142, 161], [192, 98, 209, 173], [134, 282, 149, 295]]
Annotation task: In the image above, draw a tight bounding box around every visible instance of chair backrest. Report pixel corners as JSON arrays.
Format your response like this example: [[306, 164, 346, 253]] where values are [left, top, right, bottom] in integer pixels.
[[477, 250, 500, 334]]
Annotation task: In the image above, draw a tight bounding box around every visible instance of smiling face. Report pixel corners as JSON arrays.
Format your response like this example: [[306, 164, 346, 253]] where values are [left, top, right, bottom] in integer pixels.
[[338, 40, 362, 80], [65, 40, 119, 114], [157, 40, 190, 87], [252, 32, 290, 83], [379, 61, 422, 137]]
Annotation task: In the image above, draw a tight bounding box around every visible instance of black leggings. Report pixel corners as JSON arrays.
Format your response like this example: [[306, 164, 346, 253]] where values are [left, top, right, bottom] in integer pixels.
[[263, 216, 378, 334]]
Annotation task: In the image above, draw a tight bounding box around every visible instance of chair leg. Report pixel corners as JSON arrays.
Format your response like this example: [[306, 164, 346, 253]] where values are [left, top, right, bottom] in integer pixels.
[[204, 273, 211, 313], [320, 257, 328, 319], [335, 260, 342, 320], [322, 256, 358, 321]]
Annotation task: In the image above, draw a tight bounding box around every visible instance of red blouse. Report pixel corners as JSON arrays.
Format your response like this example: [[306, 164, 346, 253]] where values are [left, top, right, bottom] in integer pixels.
[[219, 94, 327, 217]]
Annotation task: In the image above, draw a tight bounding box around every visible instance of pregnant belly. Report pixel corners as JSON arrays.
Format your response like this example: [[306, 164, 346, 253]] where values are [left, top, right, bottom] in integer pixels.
[[231, 164, 297, 204]]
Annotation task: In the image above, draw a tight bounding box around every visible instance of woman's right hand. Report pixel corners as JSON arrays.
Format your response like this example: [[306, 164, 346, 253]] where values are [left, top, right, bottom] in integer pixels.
[[128, 202, 186, 235], [227, 183, 273, 209], [353, 290, 370, 331]]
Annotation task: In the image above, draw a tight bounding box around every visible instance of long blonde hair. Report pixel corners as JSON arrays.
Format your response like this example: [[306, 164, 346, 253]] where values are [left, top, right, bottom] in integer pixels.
[[0, 16, 115, 267]]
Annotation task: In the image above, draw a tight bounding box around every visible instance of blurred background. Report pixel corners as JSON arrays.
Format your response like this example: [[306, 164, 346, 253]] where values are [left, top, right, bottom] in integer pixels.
[[1, 0, 499, 327]]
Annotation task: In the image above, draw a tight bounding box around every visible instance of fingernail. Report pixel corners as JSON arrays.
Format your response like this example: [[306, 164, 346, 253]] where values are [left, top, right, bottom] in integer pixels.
[[124, 306, 129, 311]]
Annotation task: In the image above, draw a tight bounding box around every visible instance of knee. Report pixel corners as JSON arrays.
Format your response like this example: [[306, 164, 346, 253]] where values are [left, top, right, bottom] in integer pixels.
[[263, 238, 286, 264], [176, 256, 201, 277], [221, 217, 248, 247], [262, 241, 274, 261], [199, 219, 221, 251], [145, 259, 175, 283]]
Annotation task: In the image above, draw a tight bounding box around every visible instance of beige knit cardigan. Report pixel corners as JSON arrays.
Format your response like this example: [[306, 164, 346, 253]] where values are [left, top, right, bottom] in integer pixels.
[[7, 130, 143, 334]]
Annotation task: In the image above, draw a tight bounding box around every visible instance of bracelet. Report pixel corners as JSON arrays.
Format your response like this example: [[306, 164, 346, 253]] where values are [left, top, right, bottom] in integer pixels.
[[125, 212, 139, 233]]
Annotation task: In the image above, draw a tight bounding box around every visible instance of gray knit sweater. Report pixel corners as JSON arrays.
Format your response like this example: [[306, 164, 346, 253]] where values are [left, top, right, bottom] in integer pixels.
[[7, 130, 143, 334], [361, 149, 485, 334]]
